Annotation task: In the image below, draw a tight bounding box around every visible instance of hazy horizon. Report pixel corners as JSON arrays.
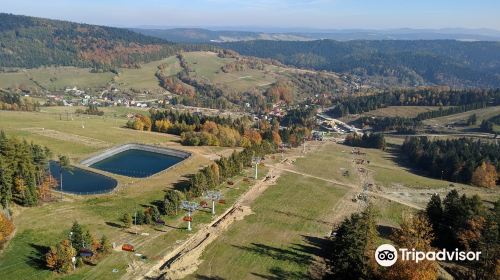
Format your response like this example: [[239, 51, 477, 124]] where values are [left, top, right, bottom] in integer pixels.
[[1, 0, 500, 31]]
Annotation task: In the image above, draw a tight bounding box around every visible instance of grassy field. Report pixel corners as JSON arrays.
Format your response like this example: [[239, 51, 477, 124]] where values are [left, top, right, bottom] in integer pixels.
[[182, 52, 277, 92], [423, 106, 500, 132], [0, 67, 114, 91], [190, 139, 490, 279], [373, 197, 415, 227], [363, 106, 448, 118], [1, 105, 494, 279], [362, 141, 467, 189], [189, 149, 418, 279], [0, 163, 268, 280], [190, 143, 355, 279], [0, 52, 281, 97], [0, 56, 182, 92], [0, 108, 176, 158], [0, 52, 304, 99], [114, 56, 182, 91], [0, 106, 273, 280], [191, 173, 346, 280], [291, 142, 359, 185]]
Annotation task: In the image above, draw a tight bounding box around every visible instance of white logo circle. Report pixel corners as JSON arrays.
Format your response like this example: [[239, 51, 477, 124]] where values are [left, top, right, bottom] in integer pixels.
[[375, 244, 398, 267]]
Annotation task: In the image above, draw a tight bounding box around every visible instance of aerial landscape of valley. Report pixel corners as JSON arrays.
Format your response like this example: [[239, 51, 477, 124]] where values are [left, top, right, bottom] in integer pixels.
[[0, 1, 499, 280]]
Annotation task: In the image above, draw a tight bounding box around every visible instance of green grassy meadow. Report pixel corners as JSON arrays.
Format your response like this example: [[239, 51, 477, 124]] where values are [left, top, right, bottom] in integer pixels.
[[0, 56, 182, 93], [191, 173, 346, 280], [363, 106, 448, 118], [0, 107, 270, 280], [363, 142, 467, 189], [0, 67, 114, 91], [114, 56, 182, 91], [292, 142, 359, 185], [182, 52, 277, 92], [423, 106, 500, 132]]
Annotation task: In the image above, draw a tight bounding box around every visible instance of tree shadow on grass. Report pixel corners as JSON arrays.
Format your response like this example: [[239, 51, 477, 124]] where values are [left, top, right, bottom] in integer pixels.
[[173, 177, 193, 192], [380, 143, 445, 182], [294, 235, 331, 259], [105, 221, 123, 229], [377, 224, 397, 241], [232, 242, 312, 265], [170, 139, 182, 144], [27, 243, 50, 270], [159, 223, 184, 230], [233, 236, 330, 280], [272, 210, 334, 227], [251, 267, 309, 280], [198, 207, 213, 214], [193, 275, 225, 280], [150, 199, 164, 210]]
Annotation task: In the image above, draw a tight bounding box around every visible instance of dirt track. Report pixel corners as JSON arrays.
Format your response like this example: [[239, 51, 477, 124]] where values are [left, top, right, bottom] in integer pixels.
[[269, 163, 423, 211], [136, 142, 431, 279], [142, 168, 282, 280]]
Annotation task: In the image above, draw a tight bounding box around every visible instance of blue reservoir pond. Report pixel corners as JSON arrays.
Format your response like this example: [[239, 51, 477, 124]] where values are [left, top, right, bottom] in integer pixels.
[[49, 161, 117, 195], [49, 149, 185, 194], [89, 149, 185, 178]]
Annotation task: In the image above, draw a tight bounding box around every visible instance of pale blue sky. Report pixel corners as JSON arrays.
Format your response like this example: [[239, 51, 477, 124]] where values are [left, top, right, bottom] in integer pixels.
[[2, 0, 500, 30]]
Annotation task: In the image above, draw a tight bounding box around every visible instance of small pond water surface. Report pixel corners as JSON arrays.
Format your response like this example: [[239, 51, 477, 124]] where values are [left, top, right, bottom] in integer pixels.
[[89, 149, 184, 178], [49, 161, 118, 195]]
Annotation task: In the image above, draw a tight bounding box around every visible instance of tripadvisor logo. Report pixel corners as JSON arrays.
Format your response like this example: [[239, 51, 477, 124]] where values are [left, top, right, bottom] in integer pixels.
[[375, 244, 398, 267], [375, 244, 481, 267]]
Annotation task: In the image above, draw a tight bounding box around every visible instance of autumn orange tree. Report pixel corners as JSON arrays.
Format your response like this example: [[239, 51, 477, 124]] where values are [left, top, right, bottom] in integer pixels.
[[46, 239, 76, 273], [471, 162, 498, 188], [266, 81, 294, 104], [243, 129, 262, 145], [154, 119, 172, 133], [37, 174, 57, 202], [0, 213, 14, 247], [382, 213, 437, 280]]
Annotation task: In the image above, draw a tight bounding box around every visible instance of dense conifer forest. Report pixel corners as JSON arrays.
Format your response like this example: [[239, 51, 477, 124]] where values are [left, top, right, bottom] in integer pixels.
[[221, 40, 500, 87], [327, 88, 500, 118], [0, 131, 52, 207], [401, 137, 499, 185], [0, 13, 180, 69]]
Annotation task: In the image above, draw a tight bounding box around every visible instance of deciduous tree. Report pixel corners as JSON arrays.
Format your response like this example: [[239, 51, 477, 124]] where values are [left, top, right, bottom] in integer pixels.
[[46, 239, 76, 273], [383, 213, 437, 280], [122, 213, 132, 228], [0, 213, 14, 246], [471, 162, 498, 188], [163, 190, 185, 215]]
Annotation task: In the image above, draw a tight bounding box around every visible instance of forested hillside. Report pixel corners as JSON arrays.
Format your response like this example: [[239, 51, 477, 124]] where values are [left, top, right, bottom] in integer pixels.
[[221, 40, 500, 88], [0, 13, 180, 69]]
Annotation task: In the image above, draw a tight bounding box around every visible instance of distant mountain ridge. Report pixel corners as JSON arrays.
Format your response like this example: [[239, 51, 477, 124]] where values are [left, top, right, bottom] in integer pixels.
[[220, 40, 500, 88], [0, 13, 179, 69], [131, 28, 312, 43], [2, 13, 500, 89], [133, 27, 500, 43]]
